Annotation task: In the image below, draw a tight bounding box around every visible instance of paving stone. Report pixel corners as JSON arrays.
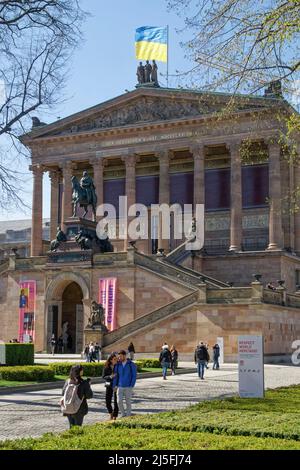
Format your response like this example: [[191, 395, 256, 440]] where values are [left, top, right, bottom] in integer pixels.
[[0, 364, 299, 442]]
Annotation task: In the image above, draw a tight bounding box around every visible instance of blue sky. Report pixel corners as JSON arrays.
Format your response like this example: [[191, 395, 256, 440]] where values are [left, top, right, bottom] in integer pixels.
[[1, 0, 190, 221]]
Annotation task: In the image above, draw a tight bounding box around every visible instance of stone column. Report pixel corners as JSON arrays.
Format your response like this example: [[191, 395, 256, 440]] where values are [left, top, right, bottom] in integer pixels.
[[91, 157, 104, 221], [49, 170, 60, 241], [191, 144, 205, 210], [267, 142, 283, 250], [158, 150, 170, 253], [61, 161, 73, 231], [228, 141, 242, 251], [123, 155, 136, 251], [30, 164, 43, 257]]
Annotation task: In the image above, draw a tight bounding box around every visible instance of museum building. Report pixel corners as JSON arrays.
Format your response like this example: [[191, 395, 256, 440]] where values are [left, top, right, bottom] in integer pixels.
[[0, 84, 300, 360]]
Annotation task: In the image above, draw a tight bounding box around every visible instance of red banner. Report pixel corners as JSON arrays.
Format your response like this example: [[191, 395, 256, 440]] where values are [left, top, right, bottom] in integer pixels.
[[99, 278, 117, 331], [18, 281, 36, 343]]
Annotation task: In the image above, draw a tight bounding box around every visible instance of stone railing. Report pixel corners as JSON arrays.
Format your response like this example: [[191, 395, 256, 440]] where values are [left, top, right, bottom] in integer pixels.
[[286, 293, 300, 308], [135, 252, 225, 289], [103, 290, 199, 347], [162, 259, 229, 288], [207, 287, 253, 304], [0, 260, 9, 274], [263, 289, 284, 306], [93, 251, 128, 266], [166, 237, 196, 264]]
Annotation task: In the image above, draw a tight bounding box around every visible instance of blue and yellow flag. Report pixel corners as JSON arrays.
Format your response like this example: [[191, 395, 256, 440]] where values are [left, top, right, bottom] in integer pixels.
[[135, 26, 168, 63]]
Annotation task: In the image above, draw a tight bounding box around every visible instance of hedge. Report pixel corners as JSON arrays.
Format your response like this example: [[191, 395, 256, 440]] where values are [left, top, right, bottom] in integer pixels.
[[135, 359, 161, 369], [0, 366, 55, 382], [49, 362, 105, 377], [2, 344, 34, 366]]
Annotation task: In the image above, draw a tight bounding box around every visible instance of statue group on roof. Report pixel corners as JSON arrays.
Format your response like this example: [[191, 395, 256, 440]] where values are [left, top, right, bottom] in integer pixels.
[[137, 60, 158, 85]]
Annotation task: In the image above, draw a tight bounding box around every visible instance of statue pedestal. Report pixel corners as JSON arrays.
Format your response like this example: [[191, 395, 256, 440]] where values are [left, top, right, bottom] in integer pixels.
[[64, 217, 97, 241], [84, 327, 104, 349]]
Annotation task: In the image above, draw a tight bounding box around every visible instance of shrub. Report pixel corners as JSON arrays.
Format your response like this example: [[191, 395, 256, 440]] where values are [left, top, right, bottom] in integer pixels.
[[0, 366, 55, 382], [49, 362, 104, 377], [135, 359, 161, 369], [3, 344, 34, 366]]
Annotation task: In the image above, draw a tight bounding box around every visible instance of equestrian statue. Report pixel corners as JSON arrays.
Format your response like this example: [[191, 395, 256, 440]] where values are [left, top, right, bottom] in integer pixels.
[[71, 171, 97, 221]]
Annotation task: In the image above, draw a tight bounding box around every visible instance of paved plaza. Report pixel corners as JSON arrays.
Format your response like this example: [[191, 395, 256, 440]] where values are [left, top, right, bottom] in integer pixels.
[[0, 364, 300, 442]]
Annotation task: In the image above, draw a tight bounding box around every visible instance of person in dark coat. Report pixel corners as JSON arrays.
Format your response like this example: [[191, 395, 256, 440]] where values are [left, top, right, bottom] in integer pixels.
[[128, 342, 135, 360], [213, 343, 220, 370], [102, 353, 119, 420], [194, 342, 209, 379], [62, 365, 93, 428], [159, 344, 172, 380], [170, 345, 178, 375]]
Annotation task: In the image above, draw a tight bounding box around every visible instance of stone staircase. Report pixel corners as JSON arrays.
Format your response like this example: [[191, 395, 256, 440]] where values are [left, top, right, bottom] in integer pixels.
[[102, 290, 199, 348], [165, 237, 196, 264], [134, 251, 228, 289]]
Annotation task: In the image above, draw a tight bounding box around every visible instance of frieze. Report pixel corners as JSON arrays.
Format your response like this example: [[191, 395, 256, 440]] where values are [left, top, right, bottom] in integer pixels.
[[205, 216, 230, 231], [242, 214, 269, 229], [53, 98, 216, 136]]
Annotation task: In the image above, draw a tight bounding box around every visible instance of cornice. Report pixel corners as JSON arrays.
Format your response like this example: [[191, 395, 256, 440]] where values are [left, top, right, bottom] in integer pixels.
[[22, 106, 284, 147]]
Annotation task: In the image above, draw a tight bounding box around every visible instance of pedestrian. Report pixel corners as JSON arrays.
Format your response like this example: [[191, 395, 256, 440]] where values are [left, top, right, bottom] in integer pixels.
[[83, 344, 89, 362], [205, 343, 210, 369], [128, 342, 135, 360], [159, 344, 172, 380], [213, 343, 220, 370], [67, 334, 73, 353], [102, 353, 119, 420], [61, 364, 93, 428], [58, 335, 64, 354], [194, 341, 209, 380], [95, 342, 101, 362], [50, 334, 56, 356], [89, 342, 96, 363], [112, 349, 137, 417], [170, 345, 178, 375]]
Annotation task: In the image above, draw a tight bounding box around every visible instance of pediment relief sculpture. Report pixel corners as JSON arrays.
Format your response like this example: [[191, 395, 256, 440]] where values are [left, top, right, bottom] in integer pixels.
[[51, 97, 219, 135]]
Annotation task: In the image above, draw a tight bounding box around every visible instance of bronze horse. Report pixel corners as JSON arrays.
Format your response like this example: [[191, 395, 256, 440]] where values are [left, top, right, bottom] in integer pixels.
[[71, 176, 97, 221]]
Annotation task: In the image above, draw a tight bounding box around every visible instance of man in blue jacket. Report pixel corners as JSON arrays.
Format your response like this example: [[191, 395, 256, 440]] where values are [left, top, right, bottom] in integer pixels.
[[113, 350, 137, 417]]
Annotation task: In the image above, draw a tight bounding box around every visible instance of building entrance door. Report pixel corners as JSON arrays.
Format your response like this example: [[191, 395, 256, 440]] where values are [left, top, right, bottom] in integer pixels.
[[61, 282, 83, 354]]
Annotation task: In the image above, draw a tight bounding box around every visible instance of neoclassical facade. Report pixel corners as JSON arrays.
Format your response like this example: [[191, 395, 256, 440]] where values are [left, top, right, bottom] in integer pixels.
[[0, 86, 300, 359]]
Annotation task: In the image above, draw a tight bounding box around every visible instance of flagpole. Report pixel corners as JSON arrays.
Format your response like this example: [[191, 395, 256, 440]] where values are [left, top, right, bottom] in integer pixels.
[[167, 25, 169, 88]]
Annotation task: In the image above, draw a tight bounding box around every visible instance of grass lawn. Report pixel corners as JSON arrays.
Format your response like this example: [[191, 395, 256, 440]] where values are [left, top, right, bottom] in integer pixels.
[[0, 386, 299, 450]]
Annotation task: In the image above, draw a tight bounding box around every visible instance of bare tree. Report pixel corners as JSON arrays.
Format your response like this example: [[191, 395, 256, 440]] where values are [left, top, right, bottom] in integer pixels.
[[0, 0, 87, 209], [167, 0, 300, 95]]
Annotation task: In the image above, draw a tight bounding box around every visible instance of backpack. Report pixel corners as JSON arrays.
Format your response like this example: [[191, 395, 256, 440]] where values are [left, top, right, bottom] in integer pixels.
[[196, 347, 205, 361], [60, 380, 83, 415], [161, 348, 172, 363]]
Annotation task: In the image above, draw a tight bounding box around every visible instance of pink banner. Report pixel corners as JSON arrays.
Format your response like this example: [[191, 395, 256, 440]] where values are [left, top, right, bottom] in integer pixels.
[[99, 278, 117, 331], [18, 281, 36, 343]]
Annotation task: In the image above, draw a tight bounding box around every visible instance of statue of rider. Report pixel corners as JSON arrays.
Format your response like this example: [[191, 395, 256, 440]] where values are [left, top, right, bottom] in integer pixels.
[[80, 171, 97, 206]]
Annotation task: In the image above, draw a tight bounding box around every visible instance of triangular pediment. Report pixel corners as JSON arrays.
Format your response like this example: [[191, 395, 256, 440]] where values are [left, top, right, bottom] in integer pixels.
[[24, 87, 282, 141]]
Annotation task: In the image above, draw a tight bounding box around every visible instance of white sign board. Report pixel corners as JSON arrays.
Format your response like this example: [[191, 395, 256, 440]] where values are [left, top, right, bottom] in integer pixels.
[[238, 335, 264, 398], [0, 344, 6, 365], [217, 337, 224, 364]]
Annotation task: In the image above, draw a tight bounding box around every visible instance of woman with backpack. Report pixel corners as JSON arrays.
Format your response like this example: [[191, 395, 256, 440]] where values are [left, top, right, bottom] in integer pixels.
[[159, 344, 172, 380], [61, 365, 93, 428], [102, 353, 119, 420]]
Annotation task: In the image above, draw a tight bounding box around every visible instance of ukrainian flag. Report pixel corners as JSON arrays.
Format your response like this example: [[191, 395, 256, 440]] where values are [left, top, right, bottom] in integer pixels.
[[135, 26, 168, 63]]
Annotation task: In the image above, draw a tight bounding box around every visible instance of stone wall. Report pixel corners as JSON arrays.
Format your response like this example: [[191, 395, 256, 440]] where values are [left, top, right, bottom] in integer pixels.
[[103, 303, 300, 361], [134, 267, 191, 318]]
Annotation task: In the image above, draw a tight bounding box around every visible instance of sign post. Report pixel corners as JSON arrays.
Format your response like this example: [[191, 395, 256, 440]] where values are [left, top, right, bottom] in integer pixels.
[[0, 343, 5, 365], [238, 335, 264, 398]]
